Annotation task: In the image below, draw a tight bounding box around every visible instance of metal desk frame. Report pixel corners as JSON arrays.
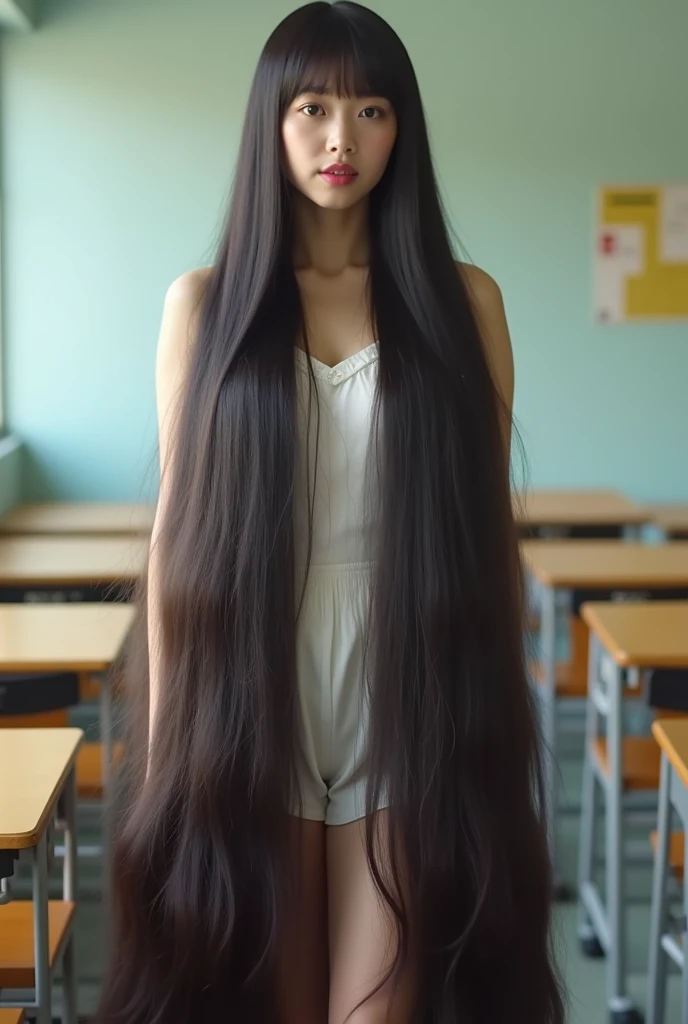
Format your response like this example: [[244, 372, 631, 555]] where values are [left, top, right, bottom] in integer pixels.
[[577, 630, 649, 1022], [0, 765, 78, 1024], [647, 752, 688, 1024], [534, 572, 688, 896]]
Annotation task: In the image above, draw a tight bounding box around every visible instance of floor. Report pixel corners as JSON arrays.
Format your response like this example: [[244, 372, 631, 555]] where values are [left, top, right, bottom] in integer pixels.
[[4, 712, 685, 1022]]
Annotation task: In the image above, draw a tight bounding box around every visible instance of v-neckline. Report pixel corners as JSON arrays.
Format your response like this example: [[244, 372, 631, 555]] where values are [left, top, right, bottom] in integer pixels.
[[294, 341, 379, 383]]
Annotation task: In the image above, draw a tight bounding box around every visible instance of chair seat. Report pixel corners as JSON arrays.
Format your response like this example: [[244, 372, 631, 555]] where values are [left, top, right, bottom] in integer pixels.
[[650, 830, 685, 881], [590, 736, 661, 790], [77, 741, 125, 800], [530, 660, 588, 698], [0, 900, 75, 988], [0, 1009, 25, 1024]]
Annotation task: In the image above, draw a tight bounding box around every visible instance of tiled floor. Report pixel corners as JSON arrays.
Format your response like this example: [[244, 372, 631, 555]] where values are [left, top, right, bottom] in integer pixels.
[[6, 723, 685, 1021]]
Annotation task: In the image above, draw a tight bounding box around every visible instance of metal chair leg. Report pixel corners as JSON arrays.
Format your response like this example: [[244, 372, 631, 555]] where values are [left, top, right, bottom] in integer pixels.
[[606, 658, 633, 1019], [33, 833, 51, 1024], [578, 641, 600, 949], [647, 753, 672, 1024], [62, 766, 78, 1024]]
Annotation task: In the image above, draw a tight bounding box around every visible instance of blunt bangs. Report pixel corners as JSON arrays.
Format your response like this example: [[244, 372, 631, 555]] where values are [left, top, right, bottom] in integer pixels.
[[275, 6, 403, 112]]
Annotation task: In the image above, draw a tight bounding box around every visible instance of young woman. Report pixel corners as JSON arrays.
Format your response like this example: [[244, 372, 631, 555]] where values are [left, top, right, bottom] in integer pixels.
[[96, 3, 564, 1023]]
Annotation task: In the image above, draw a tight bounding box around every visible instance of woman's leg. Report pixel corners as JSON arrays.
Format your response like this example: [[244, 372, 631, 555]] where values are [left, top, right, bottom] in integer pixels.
[[326, 809, 417, 1024], [275, 815, 329, 1024]]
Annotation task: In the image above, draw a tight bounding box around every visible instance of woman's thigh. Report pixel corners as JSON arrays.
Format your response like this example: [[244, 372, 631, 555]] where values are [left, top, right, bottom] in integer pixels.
[[275, 815, 329, 1024], [326, 809, 417, 1024]]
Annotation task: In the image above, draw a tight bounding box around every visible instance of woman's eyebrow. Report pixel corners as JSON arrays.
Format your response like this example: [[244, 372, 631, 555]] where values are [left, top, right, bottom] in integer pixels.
[[295, 82, 386, 98], [294, 90, 390, 105]]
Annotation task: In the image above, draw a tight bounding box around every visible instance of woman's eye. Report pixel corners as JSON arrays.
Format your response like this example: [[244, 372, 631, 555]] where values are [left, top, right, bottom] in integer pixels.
[[360, 107, 382, 119], [302, 104, 323, 116]]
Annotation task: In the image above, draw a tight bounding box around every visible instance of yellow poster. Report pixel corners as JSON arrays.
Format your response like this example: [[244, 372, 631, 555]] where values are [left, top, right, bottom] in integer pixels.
[[595, 184, 688, 323]]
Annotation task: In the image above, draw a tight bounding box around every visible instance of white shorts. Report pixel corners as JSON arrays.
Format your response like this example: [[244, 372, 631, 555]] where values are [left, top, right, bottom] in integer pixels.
[[293, 561, 389, 826]]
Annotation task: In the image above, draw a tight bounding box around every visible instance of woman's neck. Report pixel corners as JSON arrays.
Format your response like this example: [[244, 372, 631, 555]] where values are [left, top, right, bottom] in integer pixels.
[[291, 191, 370, 275]]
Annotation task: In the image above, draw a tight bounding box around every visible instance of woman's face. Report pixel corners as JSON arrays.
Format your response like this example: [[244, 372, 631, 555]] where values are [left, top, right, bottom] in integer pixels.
[[281, 91, 397, 209]]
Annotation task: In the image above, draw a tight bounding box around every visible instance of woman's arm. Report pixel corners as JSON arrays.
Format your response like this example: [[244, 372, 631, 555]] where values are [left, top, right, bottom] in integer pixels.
[[147, 268, 210, 777], [457, 262, 515, 461]]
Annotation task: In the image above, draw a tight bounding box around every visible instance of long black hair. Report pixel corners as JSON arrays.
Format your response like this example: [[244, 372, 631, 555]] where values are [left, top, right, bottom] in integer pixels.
[[95, 3, 564, 1022]]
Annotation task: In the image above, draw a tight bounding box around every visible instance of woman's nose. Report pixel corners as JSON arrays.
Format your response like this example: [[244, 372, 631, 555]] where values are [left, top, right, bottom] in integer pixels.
[[326, 119, 356, 156]]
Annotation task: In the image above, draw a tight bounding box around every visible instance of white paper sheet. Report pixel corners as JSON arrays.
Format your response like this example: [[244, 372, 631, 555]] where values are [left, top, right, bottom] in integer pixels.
[[661, 186, 688, 262], [594, 225, 645, 323]]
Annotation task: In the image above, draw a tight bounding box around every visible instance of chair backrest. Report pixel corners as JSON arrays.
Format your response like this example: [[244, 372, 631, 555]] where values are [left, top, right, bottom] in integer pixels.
[[0, 672, 79, 717], [649, 670, 688, 714]]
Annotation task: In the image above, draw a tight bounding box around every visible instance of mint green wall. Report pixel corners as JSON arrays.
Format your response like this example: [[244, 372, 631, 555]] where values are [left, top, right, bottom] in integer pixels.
[[14, 0, 35, 18], [0, 0, 36, 32], [1, 0, 686, 501], [0, 437, 23, 514]]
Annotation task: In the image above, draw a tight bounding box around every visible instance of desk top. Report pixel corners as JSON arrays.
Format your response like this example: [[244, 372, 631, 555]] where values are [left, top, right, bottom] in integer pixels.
[[0, 603, 135, 671], [581, 601, 688, 668], [0, 729, 83, 849], [652, 719, 688, 792], [0, 502, 155, 537], [514, 490, 648, 527], [648, 504, 688, 538], [0, 535, 148, 586], [522, 541, 688, 589]]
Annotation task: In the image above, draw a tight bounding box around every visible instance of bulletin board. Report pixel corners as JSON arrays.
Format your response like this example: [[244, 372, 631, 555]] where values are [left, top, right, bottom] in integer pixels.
[[594, 184, 688, 323]]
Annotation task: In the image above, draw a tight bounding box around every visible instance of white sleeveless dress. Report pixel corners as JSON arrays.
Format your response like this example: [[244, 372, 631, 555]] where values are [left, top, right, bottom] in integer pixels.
[[292, 341, 387, 825]]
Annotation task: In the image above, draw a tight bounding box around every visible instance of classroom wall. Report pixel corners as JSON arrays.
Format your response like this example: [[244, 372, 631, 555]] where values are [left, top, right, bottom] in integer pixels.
[[14, 0, 34, 18], [0, 0, 36, 31], [0, 435, 23, 514], [0, 0, 686, 502]]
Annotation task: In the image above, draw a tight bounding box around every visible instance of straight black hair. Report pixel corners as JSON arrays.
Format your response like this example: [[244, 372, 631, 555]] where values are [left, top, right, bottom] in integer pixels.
[[95, 3, 565, 1022]]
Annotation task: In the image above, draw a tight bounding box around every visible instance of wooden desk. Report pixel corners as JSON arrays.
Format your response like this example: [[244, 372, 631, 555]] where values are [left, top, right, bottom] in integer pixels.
[[0, 502, 155, 538], [577, 603, 688, 1021], [522, 541, 688, 895], [581, 602, 688, 669], [522, 539, 688, 590], [0, 535, 147, 599], [648, 504, 688, 541], [0, 728, 82, 1024], [0, 603, 135, 674], [0, 603, 135, 814], [0, 729, 83, 849], [652, 719, 688, 793], [648, 719, 688, 1023], [515, 490, 648, 537]]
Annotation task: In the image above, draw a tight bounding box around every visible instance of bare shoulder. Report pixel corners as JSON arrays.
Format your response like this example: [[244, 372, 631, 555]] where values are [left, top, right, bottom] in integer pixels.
[[156, 268, 212, 382], [155, 267, 213, 473], [164, 266, 213, 309], [456, 262, 503, 308], [455, 261, 513, 410]]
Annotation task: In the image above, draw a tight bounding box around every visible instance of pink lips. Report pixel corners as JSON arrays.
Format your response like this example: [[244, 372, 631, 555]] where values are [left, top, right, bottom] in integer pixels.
[[320, 163, 358, 187]]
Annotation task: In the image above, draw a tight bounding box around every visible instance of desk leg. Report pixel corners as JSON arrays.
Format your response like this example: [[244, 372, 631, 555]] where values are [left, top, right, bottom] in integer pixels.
[[539, 584, 562, 891], [32, 832, 51, 1024], [62, 765, 78, 1024], [668, 778, 688, 1024], [578, 632, 601, 953], [100, 667, 113, 807], [669, 777, 688, 1024], [606, 658, 633, 1019], [681, 816, 688, 1024], [100, 667, 113, 856], [100, 668, 113, 960], [647, 752, 671, 1024]]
